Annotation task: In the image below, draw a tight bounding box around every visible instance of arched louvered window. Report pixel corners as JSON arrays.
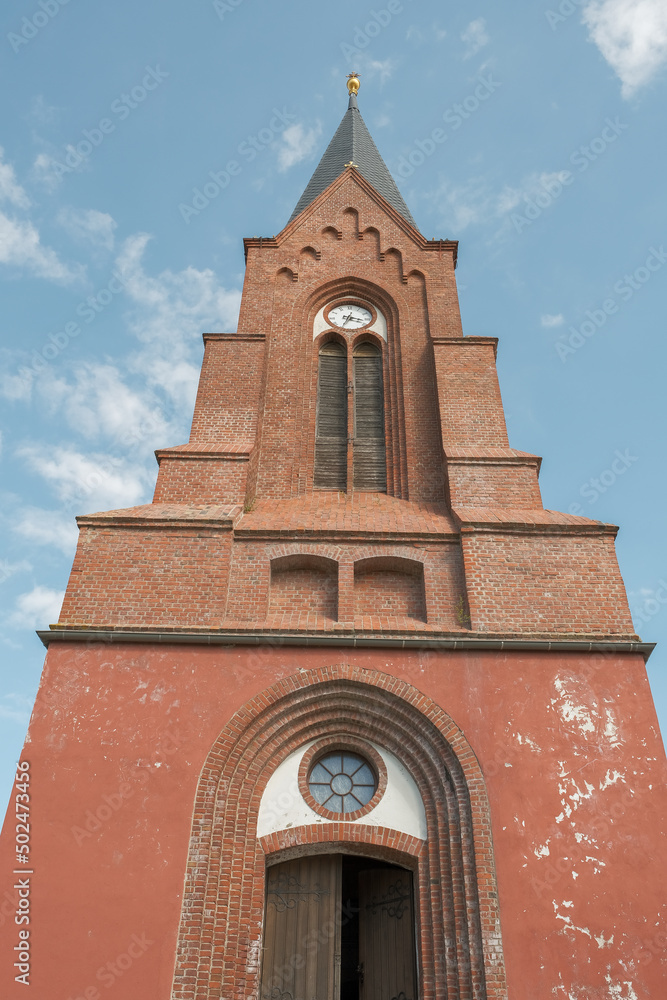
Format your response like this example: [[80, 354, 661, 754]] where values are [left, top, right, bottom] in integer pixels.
[[314, 342, 348, 490], [353, 342, 387, 492]]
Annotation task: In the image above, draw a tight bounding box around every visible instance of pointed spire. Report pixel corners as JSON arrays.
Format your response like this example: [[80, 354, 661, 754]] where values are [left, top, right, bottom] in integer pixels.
[[288, 75, 417, 228]]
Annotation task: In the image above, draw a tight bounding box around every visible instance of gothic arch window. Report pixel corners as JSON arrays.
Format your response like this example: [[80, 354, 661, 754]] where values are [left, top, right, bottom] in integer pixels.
[[314, 341, 348, 490], [353, 342, 386, 492], [313, 339, 388, 494]]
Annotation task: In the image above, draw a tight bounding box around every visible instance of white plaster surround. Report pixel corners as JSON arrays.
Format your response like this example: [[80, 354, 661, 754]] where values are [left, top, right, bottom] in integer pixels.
[[257, 740, 426, 840], [313, 300, 387, 341]]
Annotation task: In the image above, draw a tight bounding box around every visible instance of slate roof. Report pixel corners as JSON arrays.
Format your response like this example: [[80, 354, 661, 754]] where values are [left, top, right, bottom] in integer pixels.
[[288, 93, 417, 228]]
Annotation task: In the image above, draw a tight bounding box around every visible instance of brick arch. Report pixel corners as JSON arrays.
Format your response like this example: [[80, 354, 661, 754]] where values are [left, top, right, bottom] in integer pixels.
[[170, 664, 507, 1000], [266, 542, 344, 564]]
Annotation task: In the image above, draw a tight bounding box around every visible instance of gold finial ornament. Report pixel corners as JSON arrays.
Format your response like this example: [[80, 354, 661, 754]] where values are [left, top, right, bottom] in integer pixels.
[[347, 73, 360, 96]]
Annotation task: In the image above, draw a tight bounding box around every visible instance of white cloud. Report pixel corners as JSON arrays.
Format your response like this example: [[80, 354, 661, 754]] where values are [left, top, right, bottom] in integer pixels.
[[29, 95, 61, 126], [0, 693, 33, 725], [426, 177, 495, 232], [461, 18, 489, 58], [583, 0, 667, 96], [57, 207, 117, 250], [0, 559, 31, 584], [541, 313, 565, 327], [9, 585, 64, 629], [277, 123, 323, 172], [0, 367, 33, 402], [114, 233, 242, 408], [31, 144, 90, 191], [40, 363, 169, 453], [15, 508, 79, 555], [17, 445, 151, 513], [426, 170, 571, 235], [0, 211, 83, 284], [363, 58, 396, 83], [0, 149, 31, 208], [31, 152, 64, 193]]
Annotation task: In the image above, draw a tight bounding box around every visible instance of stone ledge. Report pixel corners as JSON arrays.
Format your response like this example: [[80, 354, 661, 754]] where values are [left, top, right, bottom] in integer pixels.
[[37, 628, 654, 660]]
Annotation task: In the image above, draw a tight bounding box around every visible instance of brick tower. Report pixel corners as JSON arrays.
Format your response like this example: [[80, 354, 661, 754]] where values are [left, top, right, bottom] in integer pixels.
[[2, 76, 666, 1000]]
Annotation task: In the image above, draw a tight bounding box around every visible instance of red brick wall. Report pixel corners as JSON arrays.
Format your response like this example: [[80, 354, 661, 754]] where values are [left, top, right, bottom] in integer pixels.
[[462, 528, 636, 635], [354, 557, 426, 621], [433, 338, 509, 450], [269, 555, 338, 619], [238, 176, 457, 503], [189, 334, 266, 444], [153, 454, 249, 504], [60, 524, 233, 628], [223, 539, 465, 631], [2, 643, 666, 1000], [447, 458, 542, 508]]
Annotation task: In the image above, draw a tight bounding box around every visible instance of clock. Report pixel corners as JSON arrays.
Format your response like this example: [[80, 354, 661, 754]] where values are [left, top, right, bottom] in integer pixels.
[[327, 303, 373, 330]]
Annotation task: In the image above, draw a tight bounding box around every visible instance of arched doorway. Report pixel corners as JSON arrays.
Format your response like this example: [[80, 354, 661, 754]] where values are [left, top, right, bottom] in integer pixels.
[[261, 854, 417, 1000], [170, 665, 507, 1000]]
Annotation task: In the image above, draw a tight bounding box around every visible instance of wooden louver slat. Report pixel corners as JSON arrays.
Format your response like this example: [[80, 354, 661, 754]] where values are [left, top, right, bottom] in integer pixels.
[[353, 343, 387, 492], [314, 342, 347, 490]]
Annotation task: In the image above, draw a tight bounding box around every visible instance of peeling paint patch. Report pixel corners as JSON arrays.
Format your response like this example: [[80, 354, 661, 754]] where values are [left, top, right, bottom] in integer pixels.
[[515, 731, 543, 752], [553, 677, 596, 734], [605, 975, 638, 999], [594, 931, 614, 948], [534, 841, 551, 858], [599, 769, 625, 791], [555, 775, 595, 824]]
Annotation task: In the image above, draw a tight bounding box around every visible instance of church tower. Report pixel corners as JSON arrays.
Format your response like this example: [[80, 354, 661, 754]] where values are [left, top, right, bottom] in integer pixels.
[[2, 76, 666, 1000]]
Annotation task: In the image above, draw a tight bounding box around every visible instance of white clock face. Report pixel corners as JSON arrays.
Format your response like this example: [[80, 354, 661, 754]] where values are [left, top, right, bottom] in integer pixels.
[[328, 303, 372, 330]]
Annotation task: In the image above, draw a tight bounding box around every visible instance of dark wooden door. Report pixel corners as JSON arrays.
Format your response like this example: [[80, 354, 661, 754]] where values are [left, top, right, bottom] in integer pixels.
[[260, 855, 342, 1000], [358, 869, 417, 1000]]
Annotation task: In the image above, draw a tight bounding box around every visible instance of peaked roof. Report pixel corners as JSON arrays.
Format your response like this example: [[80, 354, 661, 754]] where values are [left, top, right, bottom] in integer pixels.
[[288, 93, 417, 228]]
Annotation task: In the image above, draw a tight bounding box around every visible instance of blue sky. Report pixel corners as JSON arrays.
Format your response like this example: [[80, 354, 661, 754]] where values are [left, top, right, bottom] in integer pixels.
[[1, 0, 666, 811]]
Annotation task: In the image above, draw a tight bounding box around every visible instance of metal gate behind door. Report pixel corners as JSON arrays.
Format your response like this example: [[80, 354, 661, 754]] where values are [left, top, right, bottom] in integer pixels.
[[358, 868, 417, 1000]]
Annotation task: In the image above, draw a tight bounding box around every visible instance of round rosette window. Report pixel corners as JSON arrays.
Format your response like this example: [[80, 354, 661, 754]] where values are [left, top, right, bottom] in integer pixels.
[[308, 751, 378, 815]]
